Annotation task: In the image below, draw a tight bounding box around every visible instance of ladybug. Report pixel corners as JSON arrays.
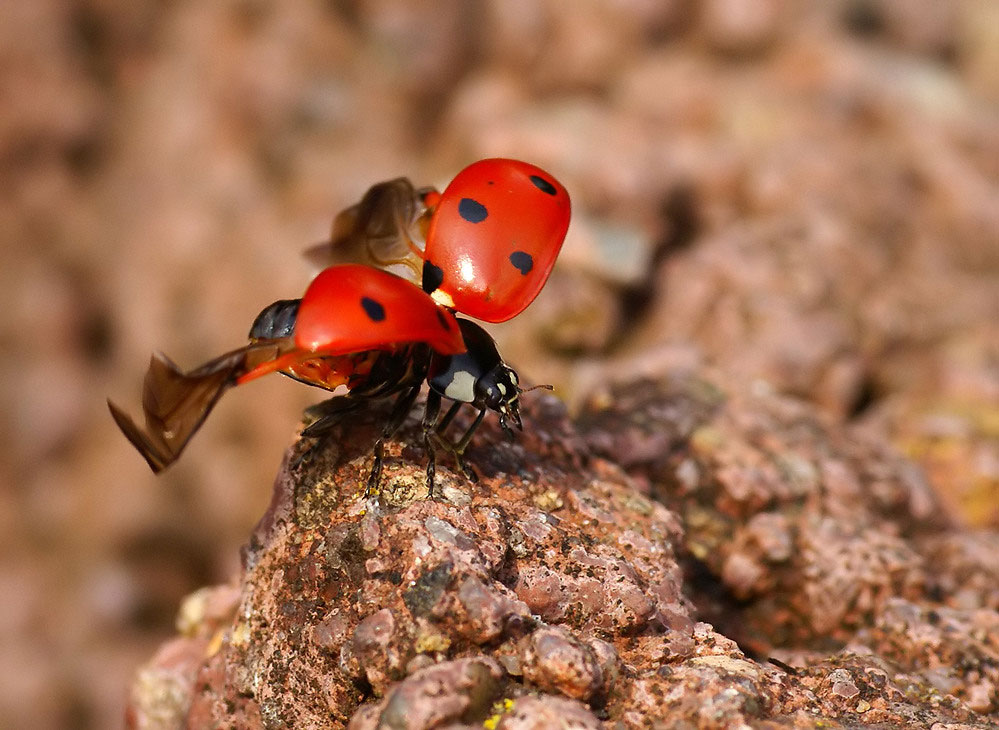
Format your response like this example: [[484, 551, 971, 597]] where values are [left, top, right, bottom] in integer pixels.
[[111, 159, 570, 495], [108, 264, 536, 494], [308, 158, 571, 322]]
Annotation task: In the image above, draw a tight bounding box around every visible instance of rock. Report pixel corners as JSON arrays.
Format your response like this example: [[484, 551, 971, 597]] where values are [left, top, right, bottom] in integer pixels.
[[580, 375, 948, 648], [347, 657, 504, 730], [127, 637, 210, 730], [702, 0, 787, 56], [130, 393, 690, 727], [127, 378, 999, 727], [491, 694, 601, 729], [518, 626, 607, 702]]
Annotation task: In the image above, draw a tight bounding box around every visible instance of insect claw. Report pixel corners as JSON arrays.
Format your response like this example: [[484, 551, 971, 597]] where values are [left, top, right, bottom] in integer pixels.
[[510, 404, 524, 431], [461, 462, 479, 482], [291, 437, 320, 470]]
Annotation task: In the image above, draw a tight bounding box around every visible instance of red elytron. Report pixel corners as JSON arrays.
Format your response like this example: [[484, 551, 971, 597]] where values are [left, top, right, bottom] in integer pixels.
[[421, 158, 571, 322]]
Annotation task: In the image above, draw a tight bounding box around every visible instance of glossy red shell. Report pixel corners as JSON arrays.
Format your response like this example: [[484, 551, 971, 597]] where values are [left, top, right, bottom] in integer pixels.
[[424, 158, 570, 323], [294, 264, 465, 355]]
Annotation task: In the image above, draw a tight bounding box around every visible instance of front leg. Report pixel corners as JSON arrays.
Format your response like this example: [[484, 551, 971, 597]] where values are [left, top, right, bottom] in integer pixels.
[[366, 384, 423, 496], [431, 408, 486, 484], [293, 396, 365, 469], [422, 390, 442, 497]]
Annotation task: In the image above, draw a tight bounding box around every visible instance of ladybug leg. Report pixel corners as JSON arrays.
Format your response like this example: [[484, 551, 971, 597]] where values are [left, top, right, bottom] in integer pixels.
[[292, 396, 366, 469], [431, 408, 486, 483], [452, 408, 486, 460], [303, 396, 366, 432], [421, 390, 442, 497], [497, 414, 516, 441], [434, 401, 464, 435], [366, 384, 422, 496]]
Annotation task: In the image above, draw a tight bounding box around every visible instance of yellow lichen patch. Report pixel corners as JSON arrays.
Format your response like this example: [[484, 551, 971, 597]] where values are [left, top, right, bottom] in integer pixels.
[[482, 698, 515, 729], [230, 622, 251, 648], [895, 400, 999, 526], [295, 474, 342, 529], [689, 425, 725, 454], [381, 470, 428, 506], [623, 492, 654, 516], [414, 629, 451, 654], [533, 488, 564, 512], [176, 587, 215, 638]]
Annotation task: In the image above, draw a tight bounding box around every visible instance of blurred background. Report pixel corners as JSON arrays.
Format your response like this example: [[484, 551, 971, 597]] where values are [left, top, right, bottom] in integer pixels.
[[2, 0, 997, 727]]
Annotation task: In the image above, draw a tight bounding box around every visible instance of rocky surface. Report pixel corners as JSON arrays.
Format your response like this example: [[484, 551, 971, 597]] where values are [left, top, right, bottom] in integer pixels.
[[128, 381, 999, 728]]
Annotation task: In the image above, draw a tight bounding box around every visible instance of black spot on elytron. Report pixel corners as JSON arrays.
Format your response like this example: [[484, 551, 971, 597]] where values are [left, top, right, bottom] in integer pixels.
[[422, 260, 444, 293], [529, 175, 557, 196], [436, 309, 451, 331], [360, 297, 386, 322], [509, 251, 533, 275], [458, 197, 488, 223]]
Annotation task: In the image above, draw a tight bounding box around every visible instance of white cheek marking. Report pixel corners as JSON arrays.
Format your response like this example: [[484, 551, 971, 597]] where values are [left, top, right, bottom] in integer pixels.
[[496, 383, 506, 395], [509, 371, 518, 385], [444, 370, 477, 403]]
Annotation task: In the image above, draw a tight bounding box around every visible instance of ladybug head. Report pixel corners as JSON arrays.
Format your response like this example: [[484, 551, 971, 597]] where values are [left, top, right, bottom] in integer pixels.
[[475, 363, 522, 437]]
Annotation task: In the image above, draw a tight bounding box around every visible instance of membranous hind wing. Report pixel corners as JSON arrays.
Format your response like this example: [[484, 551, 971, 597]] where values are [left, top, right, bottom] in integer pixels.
[[303, 177, 439, 284], [107, 340, 293, 472]]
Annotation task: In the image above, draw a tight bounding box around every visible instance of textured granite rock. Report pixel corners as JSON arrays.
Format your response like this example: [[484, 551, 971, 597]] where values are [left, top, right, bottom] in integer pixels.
[[128, 377, 998, 728]]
